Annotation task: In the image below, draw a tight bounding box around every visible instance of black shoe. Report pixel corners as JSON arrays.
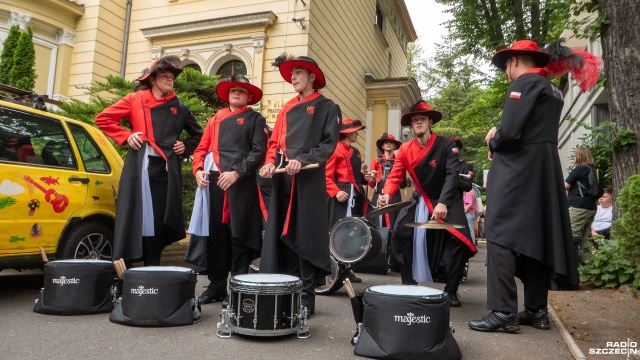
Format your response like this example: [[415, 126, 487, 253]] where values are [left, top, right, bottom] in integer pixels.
[[448, 292, 461, 307], [348, 270, 362, 283], [517, 308, 551, 330], [468, 311, 520, 333], [302, 291, 315, 317], [198, 284, 226, 305]]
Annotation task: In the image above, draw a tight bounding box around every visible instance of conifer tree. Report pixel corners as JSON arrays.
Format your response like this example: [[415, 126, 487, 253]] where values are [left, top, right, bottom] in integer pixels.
[[8, 26, 37, 91], [0, 25, 21, 85]]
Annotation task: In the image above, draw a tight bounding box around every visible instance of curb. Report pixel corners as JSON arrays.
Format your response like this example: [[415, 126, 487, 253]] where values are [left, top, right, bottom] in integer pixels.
[[549, 304, 587, 360]]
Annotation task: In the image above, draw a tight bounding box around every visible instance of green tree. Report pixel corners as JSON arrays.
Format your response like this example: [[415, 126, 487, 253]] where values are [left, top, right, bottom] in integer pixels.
[[0, 25, 21, 85], [436, 0, 571, 58], [8, 26, 37, 91]]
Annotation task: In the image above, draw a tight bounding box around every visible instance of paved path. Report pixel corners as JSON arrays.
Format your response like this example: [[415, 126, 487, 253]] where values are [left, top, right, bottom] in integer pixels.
[[1, 241, 574, 359]]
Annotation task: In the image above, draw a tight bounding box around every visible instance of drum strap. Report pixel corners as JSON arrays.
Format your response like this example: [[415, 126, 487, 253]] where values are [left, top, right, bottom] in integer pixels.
[[412, 197, 433, 283], [141, 144, 154, 236]]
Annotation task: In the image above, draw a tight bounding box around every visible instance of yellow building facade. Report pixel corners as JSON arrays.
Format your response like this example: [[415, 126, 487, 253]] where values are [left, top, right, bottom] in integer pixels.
[[0, 0, 420, 163]]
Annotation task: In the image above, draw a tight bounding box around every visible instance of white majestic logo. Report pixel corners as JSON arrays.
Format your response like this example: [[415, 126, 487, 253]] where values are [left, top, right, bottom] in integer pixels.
[[394, 312, 431, 326], [130, 285, 159, 296], [52, 276, 80, 286]]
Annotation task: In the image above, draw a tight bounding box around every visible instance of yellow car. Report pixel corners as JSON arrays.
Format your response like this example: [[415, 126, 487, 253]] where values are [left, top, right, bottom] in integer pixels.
[[0, 99, 123, 270]]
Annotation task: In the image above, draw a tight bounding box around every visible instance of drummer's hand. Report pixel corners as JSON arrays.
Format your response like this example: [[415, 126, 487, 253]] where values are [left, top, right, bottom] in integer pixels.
[[196, 170, 210, 189], [285, 159, 302, 175], [173, 140, 185, 155], [217, 171, 239, 191], [485, 126, 497, 145], [363, 171, 372, 182], [432, 203, 448, 220], [336, 191, 349, 202], [370, 170, 377, 179], [127, 131, 144, 150], [488, 151, 493, 161], [259, 163, 275, 178], [378, 194, 390, 207]]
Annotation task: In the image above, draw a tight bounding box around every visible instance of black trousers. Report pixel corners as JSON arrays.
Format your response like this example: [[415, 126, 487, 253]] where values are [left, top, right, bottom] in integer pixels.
[[393, 203, 466, 293], [206, 172, 257, 292], [141, 156, 169, 266], [486, 241, 550, 313]]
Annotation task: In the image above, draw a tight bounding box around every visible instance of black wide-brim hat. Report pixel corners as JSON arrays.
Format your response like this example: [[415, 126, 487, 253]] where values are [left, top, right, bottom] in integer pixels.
[[400, 101, 442, 127], [138, 55, 183, 83], [376, 133, 402, 150], [491, 40, 550, 71], [340, 118, 365, 134], [279, 56, 326, 89], [216, 81, 263, 106]]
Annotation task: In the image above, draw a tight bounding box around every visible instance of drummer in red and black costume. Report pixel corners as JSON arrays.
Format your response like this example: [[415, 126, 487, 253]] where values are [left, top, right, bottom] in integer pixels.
[[368, 133, 406, 227], [191, 74, 267, 305], [258, 54, 342, 316], [378, 100, 477, 307], [95, 55, 203, 266], [325, 118, 369, 284]]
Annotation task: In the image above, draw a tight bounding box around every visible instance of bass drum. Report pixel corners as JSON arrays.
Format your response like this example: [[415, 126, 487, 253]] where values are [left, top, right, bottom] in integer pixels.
[[352, 227, 392, 275], [315, 256, 345, 295]]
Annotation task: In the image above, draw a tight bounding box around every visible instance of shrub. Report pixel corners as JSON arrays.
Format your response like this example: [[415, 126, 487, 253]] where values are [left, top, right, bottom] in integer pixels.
[[8, 26, 37, 91], [612, 172, 640, 271], [578, 242, 639, 288], [0, 25, 20, 85]]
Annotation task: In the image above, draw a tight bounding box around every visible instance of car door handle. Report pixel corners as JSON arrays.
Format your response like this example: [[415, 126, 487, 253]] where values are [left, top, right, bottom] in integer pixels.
[[68, 177, 90, 184]]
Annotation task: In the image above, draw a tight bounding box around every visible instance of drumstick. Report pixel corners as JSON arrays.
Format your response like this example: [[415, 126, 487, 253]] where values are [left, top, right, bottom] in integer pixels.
[[39, 247, 48, 263], [343, 278, 356, 298], [274, 163, 319, 174], [113, 261, 123, 279], [459, 173, 472, 179]]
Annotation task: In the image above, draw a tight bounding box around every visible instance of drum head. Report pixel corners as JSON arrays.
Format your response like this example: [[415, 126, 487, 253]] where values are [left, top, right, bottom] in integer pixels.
[[128, 266, 192, 272], [330, 217, 378, 263], [51, 259, 112, 264], [368, 285, 445, 298], [233, 273, 300, 284]]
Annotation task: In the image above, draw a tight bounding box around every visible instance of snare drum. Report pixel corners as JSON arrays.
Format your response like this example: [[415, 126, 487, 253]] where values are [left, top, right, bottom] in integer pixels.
[[217, 274, 309, 338], [34, 259, 116, 315], [353, 285, 460, 360], [330, 217, 382, 264], [109, 266, 200, 327]]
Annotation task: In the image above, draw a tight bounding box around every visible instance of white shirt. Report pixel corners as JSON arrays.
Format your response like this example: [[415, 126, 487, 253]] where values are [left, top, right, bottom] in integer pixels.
[[592, 205, 612, 231]]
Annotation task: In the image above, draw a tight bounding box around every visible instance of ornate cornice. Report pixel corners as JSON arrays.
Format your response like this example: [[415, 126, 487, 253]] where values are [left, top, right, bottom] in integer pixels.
[[57, 29, 76, 47], [9, 11, 31, 31], [386, 99, 403, 110], [141, 11, 277, 41]]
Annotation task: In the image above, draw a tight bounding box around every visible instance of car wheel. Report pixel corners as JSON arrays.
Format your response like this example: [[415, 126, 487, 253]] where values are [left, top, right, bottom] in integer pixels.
[[58, 222, 113, 260], [316, 256, 345, 295]]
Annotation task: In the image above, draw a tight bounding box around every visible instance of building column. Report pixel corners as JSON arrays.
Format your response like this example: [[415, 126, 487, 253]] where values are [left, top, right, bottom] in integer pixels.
[[386, 99, 403, 140], [365, 101, 374, 164]]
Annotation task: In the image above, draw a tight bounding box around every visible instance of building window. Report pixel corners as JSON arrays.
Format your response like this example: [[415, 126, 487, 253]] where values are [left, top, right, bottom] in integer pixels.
[[375, 4, 384, 32], [184, 63, 202, 73], [216, 60, 247, 77]]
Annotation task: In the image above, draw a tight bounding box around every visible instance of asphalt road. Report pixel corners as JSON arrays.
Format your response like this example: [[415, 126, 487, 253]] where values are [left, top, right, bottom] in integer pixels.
[[0, 243, 573, 360]]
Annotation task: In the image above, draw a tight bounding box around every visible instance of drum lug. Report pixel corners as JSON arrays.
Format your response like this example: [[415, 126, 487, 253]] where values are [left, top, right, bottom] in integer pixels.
[[296, 307, 310, 339], [351, 323, 363, 346], [216, 309, 232, 338], [449, 321, 455, 334]]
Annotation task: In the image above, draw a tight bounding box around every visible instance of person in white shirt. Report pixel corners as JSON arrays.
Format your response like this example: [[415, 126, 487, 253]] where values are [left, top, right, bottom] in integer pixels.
[[591, 188, 612, 241]]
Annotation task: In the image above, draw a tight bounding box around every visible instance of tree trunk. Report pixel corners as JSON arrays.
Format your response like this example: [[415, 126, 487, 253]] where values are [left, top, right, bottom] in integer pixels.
[[511, 0, 526, 40], [530, 0, 540, 42], [599, 0, 640, 201]]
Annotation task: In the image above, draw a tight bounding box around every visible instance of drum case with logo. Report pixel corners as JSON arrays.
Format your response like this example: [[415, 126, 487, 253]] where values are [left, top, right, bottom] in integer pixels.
[[109, 267, 200, 327], [34, 260, 117, 315], [353, 287, 461, 360]]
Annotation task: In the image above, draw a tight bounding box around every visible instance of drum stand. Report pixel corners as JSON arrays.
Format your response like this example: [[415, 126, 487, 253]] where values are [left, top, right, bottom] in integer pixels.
[[216, 306, 310, 339]]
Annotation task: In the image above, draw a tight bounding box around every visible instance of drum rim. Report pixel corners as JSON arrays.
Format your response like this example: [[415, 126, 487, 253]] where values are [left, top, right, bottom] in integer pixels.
[[232, 273, 301, 283], [329, 217, 374, 263], [367, 284, 446, 298], [49, 259, 112, 264], [128, 266, 193, 272]]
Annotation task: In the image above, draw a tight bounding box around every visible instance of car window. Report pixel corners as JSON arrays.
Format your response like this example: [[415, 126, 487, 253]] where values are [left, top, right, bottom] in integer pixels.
[[67, 123, 111, 174], [0, 106, 77, 169]]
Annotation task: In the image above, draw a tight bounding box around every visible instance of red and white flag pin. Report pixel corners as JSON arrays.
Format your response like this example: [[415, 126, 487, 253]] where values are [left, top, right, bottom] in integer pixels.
[[509, 91, 521, 99]]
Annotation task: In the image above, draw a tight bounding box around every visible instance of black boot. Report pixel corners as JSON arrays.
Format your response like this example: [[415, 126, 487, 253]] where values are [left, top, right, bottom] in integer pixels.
[[448, 292, 461, 307], [517, 308, 551, 330], [468, 311, 520, 333], [348, 270, 362, 283], [197, 283, 226, 305], [302, 291, 315, 317]]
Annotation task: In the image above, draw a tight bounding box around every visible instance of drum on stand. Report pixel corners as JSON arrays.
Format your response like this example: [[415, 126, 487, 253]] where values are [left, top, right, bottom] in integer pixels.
[[353, 285, 461, 360], [217, 273, 309, 338], [34, 259, 117, 315], [109, 266, 200, 327], [351, 226, 392, 275], [329, 217, 382, 264]]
